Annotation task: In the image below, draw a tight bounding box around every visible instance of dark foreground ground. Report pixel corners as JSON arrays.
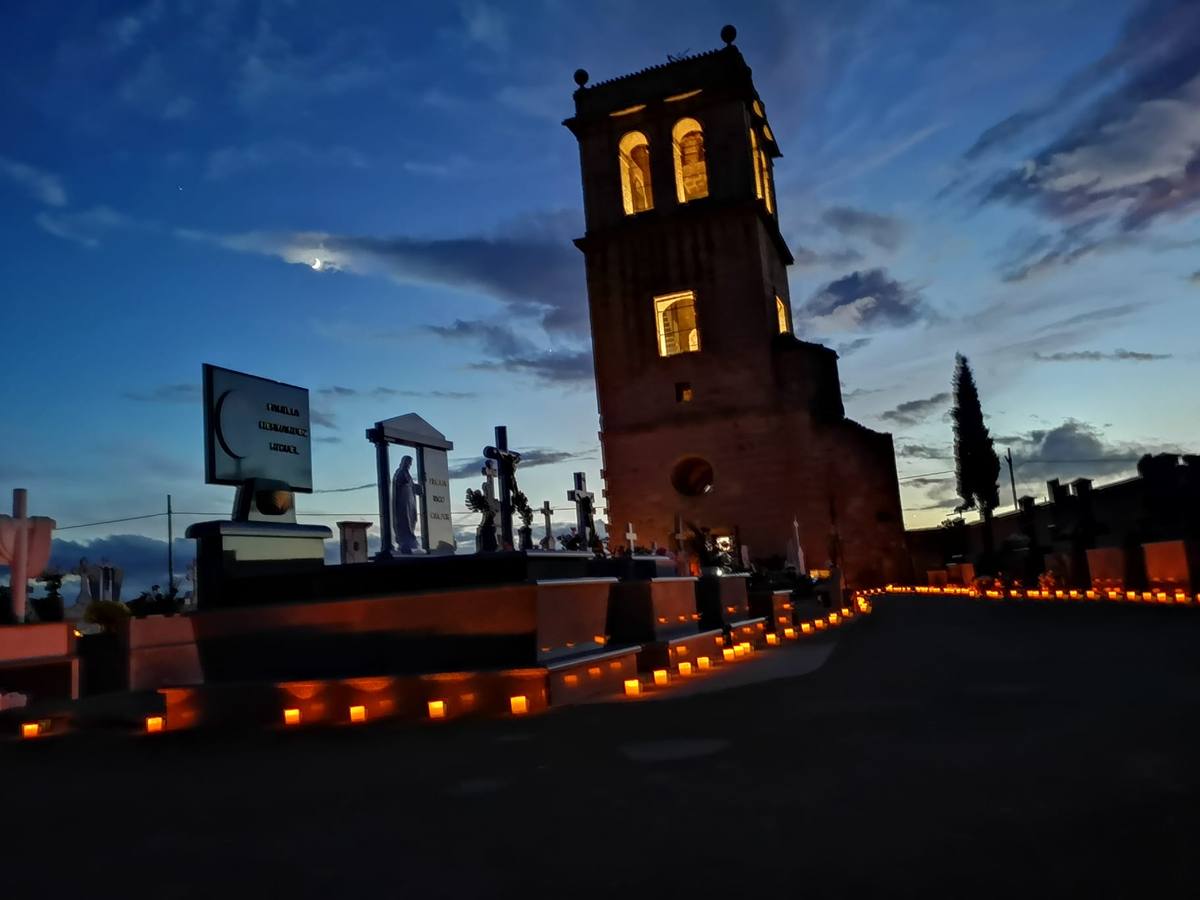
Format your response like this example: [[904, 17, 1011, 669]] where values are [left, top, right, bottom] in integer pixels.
[[6, 594, 1200, 898]]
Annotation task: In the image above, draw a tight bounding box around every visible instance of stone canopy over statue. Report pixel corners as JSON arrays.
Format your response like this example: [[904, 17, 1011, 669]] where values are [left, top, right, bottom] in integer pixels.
[[367, 413, 456, 557]]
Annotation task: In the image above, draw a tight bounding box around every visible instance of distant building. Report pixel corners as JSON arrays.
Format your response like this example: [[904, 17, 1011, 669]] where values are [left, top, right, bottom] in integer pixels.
[[564, 30, 909, 586]]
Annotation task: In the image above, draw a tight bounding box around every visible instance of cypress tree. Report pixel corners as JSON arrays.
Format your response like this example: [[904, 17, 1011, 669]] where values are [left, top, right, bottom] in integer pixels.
[[952, 353, 1001, 570]]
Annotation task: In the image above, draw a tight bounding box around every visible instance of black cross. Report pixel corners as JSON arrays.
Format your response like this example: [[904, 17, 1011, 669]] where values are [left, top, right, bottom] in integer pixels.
[[567, 472, 595, 547], [483, 426, 521, 551]]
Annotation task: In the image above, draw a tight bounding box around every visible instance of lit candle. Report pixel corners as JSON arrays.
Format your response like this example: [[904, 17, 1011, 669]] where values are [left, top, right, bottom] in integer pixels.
[[428, 700, 447, 719], [509, 695, 529, 715]]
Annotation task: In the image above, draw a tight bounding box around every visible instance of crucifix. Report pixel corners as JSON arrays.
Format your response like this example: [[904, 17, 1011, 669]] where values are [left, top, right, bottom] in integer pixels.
[[567, 472, 595, 547], [484, 425, 521, 550], [540, 500, 554, 550], [624, 521, 638, 556]]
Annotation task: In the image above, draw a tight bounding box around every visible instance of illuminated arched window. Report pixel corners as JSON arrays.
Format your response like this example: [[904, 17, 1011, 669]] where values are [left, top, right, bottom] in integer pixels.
[[654, 290, 700, 357], [749, 128, 774, 214], [619, 131, 654, 215], [672, 118, 708, 203], [776, 295, 790, 334]]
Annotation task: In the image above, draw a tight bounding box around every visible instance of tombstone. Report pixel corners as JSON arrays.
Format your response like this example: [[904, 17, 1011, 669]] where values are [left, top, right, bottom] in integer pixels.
[[1087, 547, 1126, 593], [337, 521, 372, 564], [927, 569, 949, 587], [1143, 540, 1199, 594], [366, 413, 456, 556], [187, 365, 332, 608]]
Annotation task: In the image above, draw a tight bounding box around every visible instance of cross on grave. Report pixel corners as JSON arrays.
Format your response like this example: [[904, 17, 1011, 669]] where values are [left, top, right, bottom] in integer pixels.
[[540, 500, 554, 550], [672, 514, 687, 552], [624, 522, 638, 556], [567, 472, 595, 548], [484, 425, 522, 550]]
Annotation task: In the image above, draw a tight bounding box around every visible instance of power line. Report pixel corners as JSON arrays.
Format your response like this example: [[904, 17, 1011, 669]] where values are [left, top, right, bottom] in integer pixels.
[[56, 513, 167, 531]]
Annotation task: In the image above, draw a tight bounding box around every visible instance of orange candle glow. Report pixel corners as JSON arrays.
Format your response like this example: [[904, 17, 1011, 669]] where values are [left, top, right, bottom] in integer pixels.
[[349, 705, 367, 724], [509, 695, 529, 715], [765, 633, 779, 645], [624, 679, 641, 696], [723, 647, 736, 662], [21, 722, 40, 739], [282, 708, 301, 726], [653, 669, 669, 686], [784, 627, 796, 639], [678, 661, 693, 676], [145, 716, 164, 734], [697, 656, 711, 670], [428, 700, 447, 719]]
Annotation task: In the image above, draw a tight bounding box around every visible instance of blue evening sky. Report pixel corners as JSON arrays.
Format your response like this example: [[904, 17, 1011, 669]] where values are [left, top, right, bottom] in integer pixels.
[[1, 0, 1198, 589]]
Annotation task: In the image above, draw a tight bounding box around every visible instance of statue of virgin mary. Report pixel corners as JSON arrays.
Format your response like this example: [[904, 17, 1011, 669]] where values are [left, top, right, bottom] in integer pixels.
[[391, 455, 423, 554]]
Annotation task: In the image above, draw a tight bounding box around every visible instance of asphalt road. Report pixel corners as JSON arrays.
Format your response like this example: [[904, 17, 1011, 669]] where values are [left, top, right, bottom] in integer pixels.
[[6, 594, 1200, 898]]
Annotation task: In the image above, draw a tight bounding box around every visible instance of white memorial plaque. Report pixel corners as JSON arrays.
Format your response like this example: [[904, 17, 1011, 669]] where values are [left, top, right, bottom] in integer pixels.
[[202, 364, 313, 491], [421, 448, 456, 554]]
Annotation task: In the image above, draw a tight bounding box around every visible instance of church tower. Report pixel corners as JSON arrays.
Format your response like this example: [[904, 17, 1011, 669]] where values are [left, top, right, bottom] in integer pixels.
[[564, 26, 909, 586]]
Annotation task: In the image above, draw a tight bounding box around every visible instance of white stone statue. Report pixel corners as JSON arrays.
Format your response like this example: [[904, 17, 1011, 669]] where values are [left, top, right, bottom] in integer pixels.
[[391, 455, 423, 554], [76, 557, 96, 606]]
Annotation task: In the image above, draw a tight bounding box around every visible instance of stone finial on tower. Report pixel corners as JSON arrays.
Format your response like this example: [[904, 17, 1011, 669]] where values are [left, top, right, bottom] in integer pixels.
[[720, 24, 737, 45], [573, 68, 589, 87]]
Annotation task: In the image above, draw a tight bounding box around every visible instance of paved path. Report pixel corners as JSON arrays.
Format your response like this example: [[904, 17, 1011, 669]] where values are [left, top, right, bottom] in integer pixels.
[[6, 595, 1200, 898]]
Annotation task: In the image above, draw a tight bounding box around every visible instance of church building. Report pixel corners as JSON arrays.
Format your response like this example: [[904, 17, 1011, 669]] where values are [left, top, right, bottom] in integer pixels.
[[564, 26, 910, 587]]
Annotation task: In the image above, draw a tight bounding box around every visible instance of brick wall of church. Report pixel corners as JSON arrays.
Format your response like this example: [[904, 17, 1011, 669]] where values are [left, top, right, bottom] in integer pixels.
[[601, 406, 911, 588]]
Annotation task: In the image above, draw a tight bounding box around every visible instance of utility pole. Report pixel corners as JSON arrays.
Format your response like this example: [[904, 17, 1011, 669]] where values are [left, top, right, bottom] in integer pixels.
[[167, 494, 174, 592], [1005, 448, 1018, 509]]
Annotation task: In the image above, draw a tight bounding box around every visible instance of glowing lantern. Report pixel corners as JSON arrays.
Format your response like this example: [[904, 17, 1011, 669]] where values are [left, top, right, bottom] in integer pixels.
[[509, 695, 529, 715], [428, 700, 447, 719], [801, 623, 813, 635], [564, 674, 579, 687], [784, 627, 796, 639], [653, 669, 669, 687], [594, 634, 606, 645], [676, 645, 689, 656], [715, 635, 725, 647], [282, 708, 301, 726], [21, 722, 41, 739], [697, 656, 711, 670], [828, 613, 840, 625], [840, 607, 852, 617], [678, 662, 693, 677], [588, 666, 602, 679], [624, 679, 641, 697], [814, 620, 827, 631], [145, 716, 164, 734], [766, 633, 779, 646], [723, 647, 736, 662], [349, 705, 367, 724]]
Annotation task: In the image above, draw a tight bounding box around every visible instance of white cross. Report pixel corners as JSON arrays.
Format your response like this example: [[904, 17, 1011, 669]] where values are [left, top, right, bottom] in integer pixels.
[[624, 522, 637, 554], [672, 514, 687, 551]]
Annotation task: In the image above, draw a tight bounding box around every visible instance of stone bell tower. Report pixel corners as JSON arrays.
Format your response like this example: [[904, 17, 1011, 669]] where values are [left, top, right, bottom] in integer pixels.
[[564, 26, 909, 586]]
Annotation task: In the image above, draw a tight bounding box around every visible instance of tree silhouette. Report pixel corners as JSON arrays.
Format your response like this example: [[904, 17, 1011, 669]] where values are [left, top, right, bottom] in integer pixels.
[[952, 353, 1001, 570]]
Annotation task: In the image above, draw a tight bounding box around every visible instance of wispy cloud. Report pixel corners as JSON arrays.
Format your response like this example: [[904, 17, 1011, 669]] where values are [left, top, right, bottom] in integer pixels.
[[803, 268, 932, 332], [35, 206, 133, 247], [0, 156, 68, 207], [178, 209, 588, 336], [205, 141, 368, 180], [820, 206, 905, 251], [1032, 349, 1172, 363], [880, 392, 950, 426], [123, 383, 199, 403]]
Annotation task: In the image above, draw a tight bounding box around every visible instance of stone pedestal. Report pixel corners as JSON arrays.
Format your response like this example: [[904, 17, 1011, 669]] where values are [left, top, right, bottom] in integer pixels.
[[750, 588, 795, 632], [337, 521, 372, 564], [186, 520, 332, 609], [0, 622, 78, 701], [946, 563, 975, 586]]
